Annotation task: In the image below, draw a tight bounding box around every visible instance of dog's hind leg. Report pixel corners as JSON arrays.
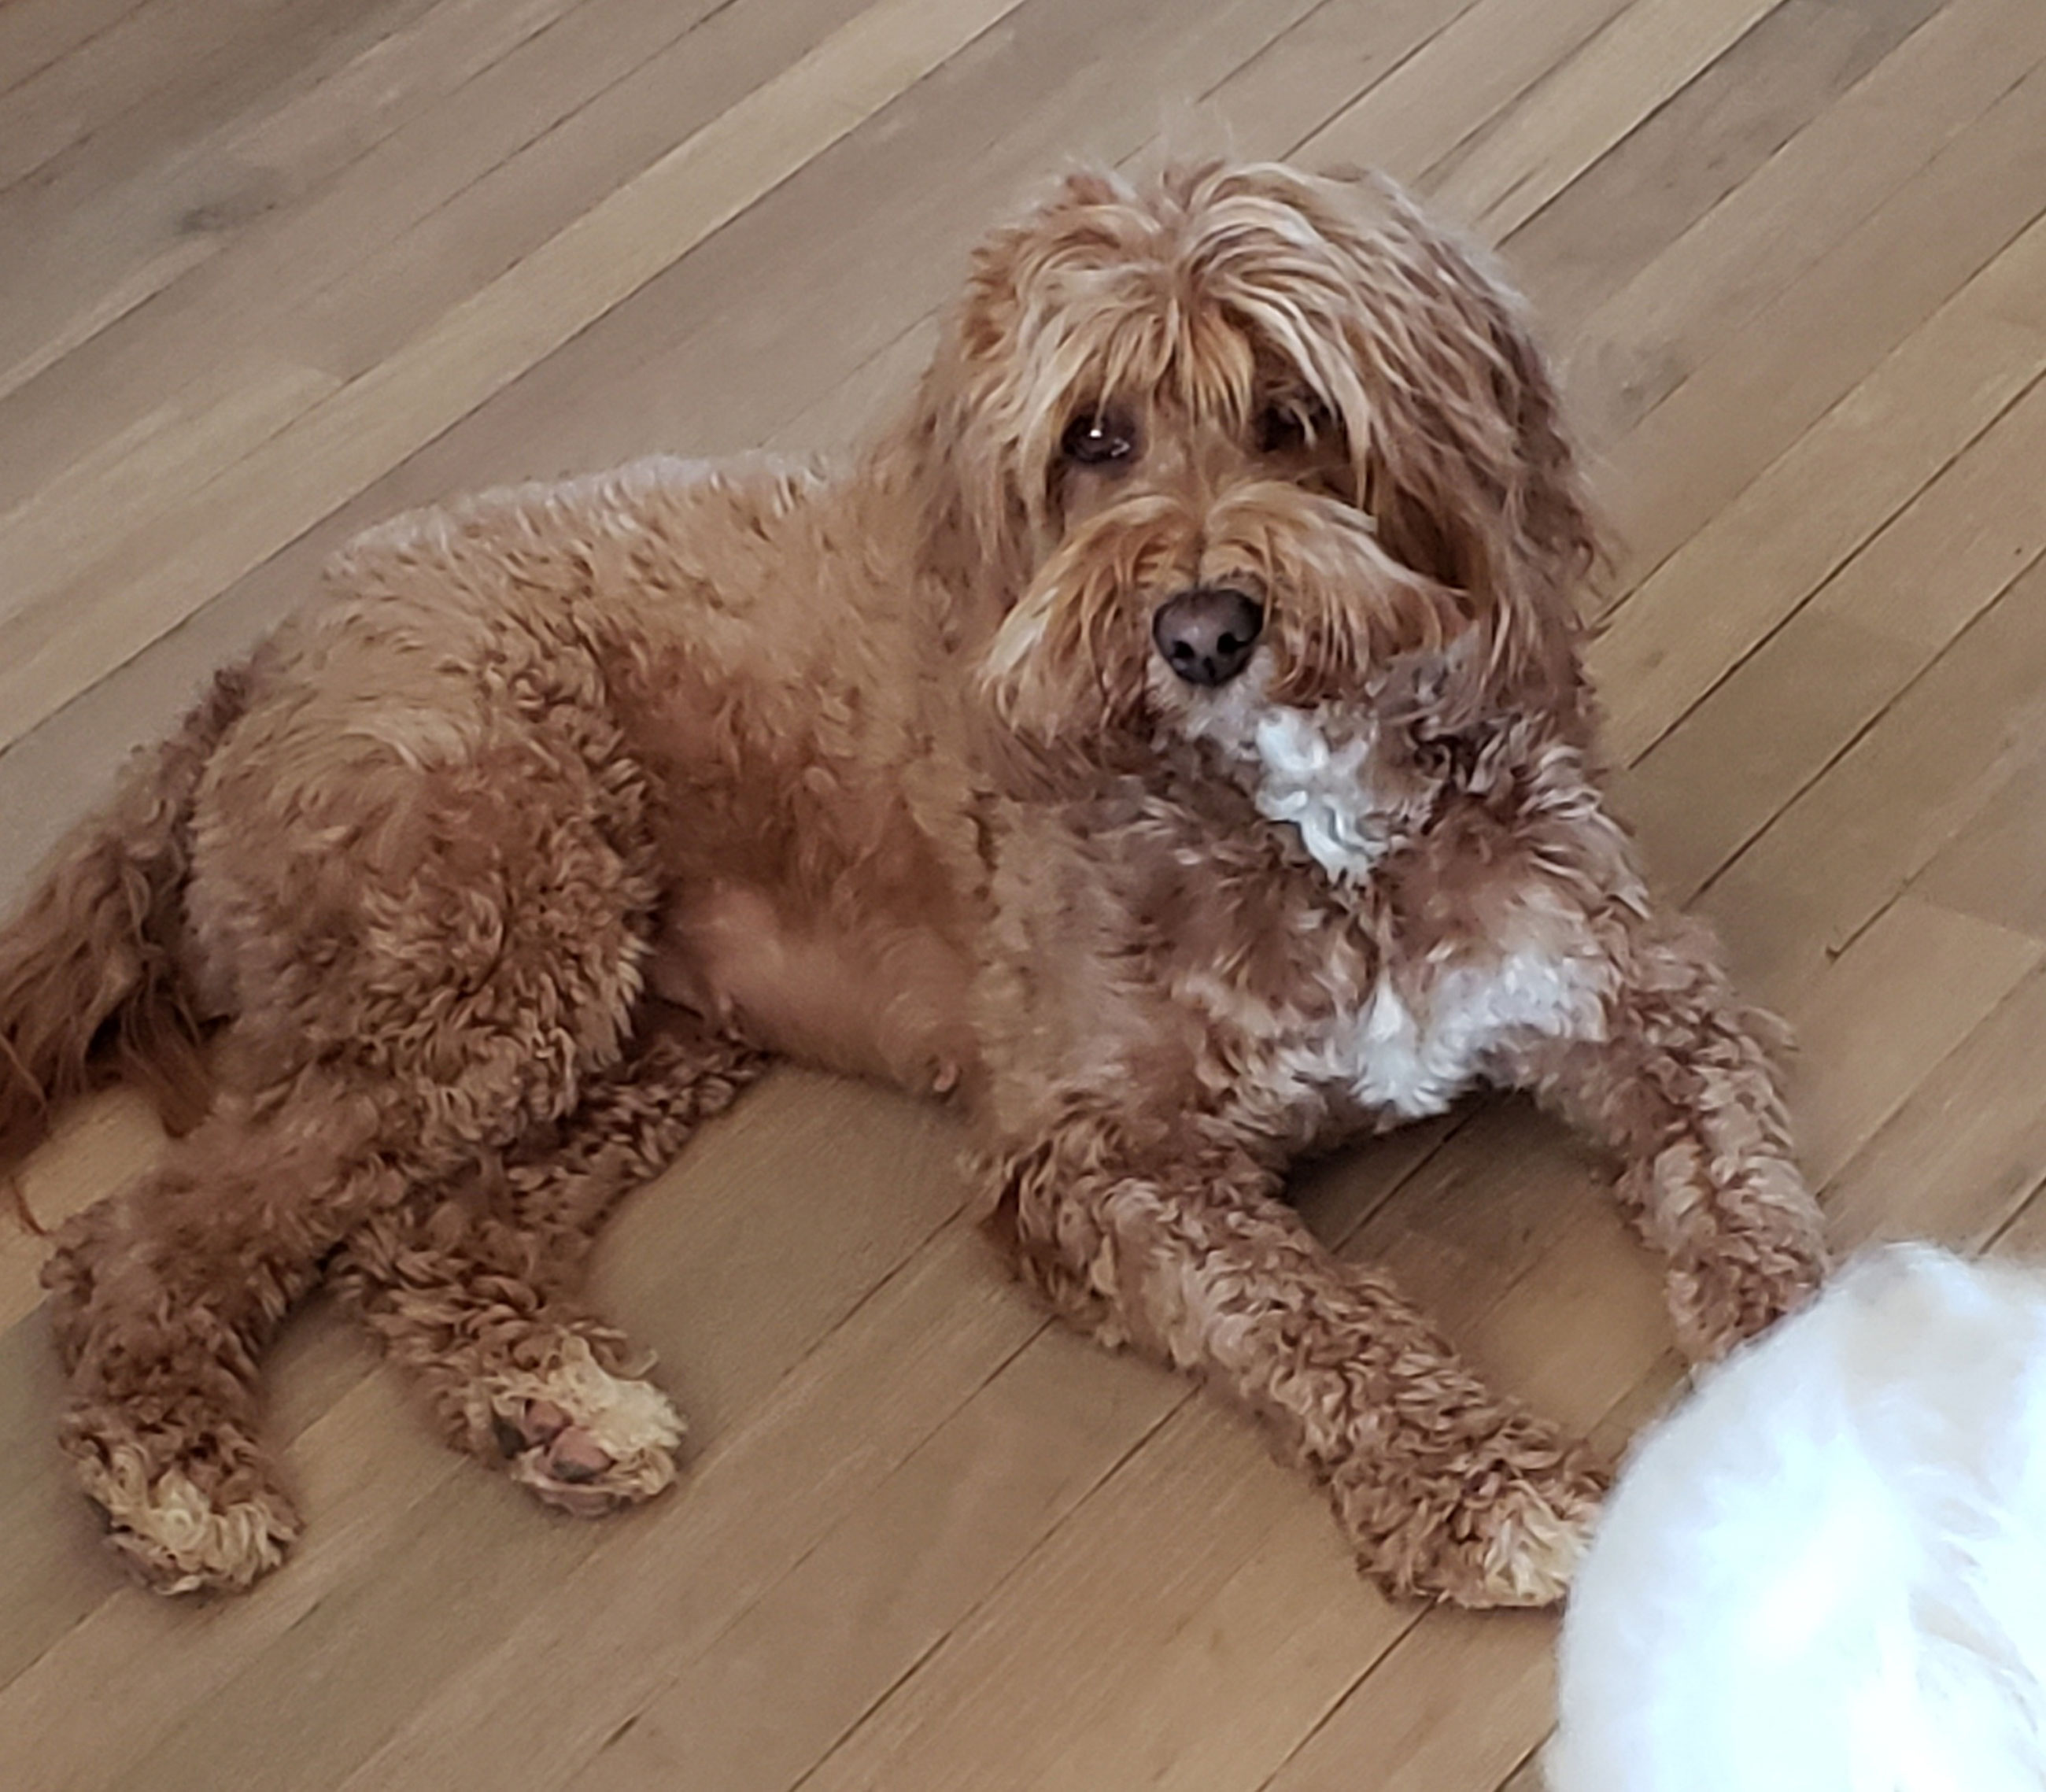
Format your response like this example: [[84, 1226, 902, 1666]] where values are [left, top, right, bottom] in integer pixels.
[[42, 1079, 400, 1591], [985, 1115, 1606, 1608], [331, 1014, 765, 1514], [43, 682, 667, 1591]]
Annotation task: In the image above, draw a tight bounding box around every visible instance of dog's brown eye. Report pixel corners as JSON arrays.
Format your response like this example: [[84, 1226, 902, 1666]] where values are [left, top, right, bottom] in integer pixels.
[[1256, 396, 1331, 455], [1061, 412, 1137, 467]]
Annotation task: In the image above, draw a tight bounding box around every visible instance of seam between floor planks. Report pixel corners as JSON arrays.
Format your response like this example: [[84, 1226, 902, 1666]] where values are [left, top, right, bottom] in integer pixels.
[[0, 0, 1032, 748]]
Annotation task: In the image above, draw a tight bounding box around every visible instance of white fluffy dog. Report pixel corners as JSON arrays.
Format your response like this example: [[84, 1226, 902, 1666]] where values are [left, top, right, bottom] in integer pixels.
[[1552, 1243, 2046, 1791]]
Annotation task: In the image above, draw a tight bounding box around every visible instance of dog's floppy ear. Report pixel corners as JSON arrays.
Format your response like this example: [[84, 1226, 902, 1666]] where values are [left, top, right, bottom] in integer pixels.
[[894, 168, 1154, 634], [885, 353, 1031, 660], [1310, 169, 1596, 713], [892, 171, 1118, 624]]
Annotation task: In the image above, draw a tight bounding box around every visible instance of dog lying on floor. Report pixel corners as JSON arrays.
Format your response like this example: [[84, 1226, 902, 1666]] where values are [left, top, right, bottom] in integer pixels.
[[0, 160, 1826, 1599], [1552, 1244, 2046, 1791]]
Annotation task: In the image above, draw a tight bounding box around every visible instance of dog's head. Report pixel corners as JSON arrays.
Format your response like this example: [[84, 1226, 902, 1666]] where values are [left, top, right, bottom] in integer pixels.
[[904, 161, 1594, 763]]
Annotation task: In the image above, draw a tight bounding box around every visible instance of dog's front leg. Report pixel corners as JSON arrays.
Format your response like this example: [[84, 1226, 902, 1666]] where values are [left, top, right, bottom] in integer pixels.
[[1527, 907, 1829, 1362], [984, 1116, 1603, 1606]]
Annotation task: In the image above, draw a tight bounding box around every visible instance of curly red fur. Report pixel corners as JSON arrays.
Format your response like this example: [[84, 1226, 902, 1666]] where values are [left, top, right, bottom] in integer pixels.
[[0, 664, 248, 1188], [9, 160, 1824, 1599]]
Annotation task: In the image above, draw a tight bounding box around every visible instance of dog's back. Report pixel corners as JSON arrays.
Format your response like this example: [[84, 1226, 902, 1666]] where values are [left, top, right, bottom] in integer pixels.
[[1552, 1244, 2046, 1792]]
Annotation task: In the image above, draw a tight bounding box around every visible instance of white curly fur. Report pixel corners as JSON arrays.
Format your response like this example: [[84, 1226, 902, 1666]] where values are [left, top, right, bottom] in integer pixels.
[[1552, 1243, 2046, 1792]]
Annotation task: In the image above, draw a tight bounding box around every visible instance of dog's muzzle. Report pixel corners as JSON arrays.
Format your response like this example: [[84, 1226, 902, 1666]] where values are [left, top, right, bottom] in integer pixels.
[[1152, 586, 1264, 688]]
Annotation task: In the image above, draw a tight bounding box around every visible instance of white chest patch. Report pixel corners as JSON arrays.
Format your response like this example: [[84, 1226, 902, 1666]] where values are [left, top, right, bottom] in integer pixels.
[[1180, 683, 1413, 883], [1174, 686, 1613, 1120], [1276, 947, 1608, 1121], [1247, 710, 1394, 881]]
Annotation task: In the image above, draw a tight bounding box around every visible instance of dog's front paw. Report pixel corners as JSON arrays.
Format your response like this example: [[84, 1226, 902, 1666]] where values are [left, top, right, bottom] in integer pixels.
[[1667, 1236, 1825, 1364], [1337, 1417, 1606, 1609], [480, 1337, 685, 1518], [62, 1414, 299, 1594], [1451, 1461, 1605, 1607]]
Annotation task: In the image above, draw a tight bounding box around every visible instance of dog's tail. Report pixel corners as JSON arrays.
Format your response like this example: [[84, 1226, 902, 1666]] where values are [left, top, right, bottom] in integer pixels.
[[0, 663, 255, 1198]]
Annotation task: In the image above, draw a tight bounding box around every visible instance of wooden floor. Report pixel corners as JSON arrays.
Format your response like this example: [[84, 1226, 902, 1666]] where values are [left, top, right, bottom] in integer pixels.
[[3, 0, 2045, 1785]]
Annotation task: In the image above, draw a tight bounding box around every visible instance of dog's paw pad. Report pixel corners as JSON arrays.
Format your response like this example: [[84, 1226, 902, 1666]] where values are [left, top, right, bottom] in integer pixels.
[[485, 1339, 684, 1518], [542, 1426, 616, 1484], [492, 1397, 575, 1458]]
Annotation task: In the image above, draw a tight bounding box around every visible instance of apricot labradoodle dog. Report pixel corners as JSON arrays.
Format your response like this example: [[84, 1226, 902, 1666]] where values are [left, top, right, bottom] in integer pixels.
[[0, 161, 1826, 1601]]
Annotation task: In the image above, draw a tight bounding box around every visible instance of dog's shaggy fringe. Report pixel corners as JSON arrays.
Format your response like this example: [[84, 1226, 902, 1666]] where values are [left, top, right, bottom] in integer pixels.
[[2, 160, 1826, 1600]]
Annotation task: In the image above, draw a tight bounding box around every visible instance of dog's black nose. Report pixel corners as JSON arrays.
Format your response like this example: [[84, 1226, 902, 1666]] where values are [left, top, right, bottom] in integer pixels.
[[1152, 587, 1265, 687]]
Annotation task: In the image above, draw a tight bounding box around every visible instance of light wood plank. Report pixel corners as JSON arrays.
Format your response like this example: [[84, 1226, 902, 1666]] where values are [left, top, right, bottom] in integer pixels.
[[1509, 0, 1943, 338], [1567, 0, 2046, 456], [567, 1328, 1180, 1792], [0, 0, 1032, 750], [1612, 364, 2046, 896], [1301, 0, 1636, 185], [1701, 560, 2046, 1004], [0, 0, 585, 399], [1593, 198, 2046, 767], [0, 0, 439, 197], [1423, 0, 1783, 241], [0, 0, 744, 488], [0, 0, 149, 98], [792, 1392, 1409, 1792], [1266, 1607, 1557, 1792], [1202, 0, 1486, 156], [1789, 899, 2046, 1184], [317, 1225, 1039, 1792], [1021, 1514, 1394, 1792], [1981, 1162, 2046, 1258], [1590, 32, 2046, 583], [1911, 759, 2046, 941], [1612, 610, 1927, 901], [1805, 368, 2046, 649], [1827, 967, 2046, 1250]]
